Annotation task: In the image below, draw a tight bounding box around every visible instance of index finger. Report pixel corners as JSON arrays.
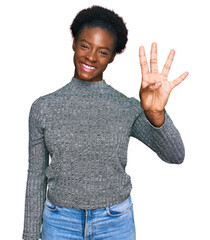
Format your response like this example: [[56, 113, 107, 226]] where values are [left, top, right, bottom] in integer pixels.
[[139, 46, 149, 74]]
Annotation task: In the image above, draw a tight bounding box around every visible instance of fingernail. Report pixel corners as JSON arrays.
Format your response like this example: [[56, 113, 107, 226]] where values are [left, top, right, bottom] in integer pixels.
[[155, 82, 161, 87]]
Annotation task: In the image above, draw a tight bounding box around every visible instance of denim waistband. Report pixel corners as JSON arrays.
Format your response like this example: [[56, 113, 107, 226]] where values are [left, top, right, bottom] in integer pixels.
[[46, 195, 133, 214]]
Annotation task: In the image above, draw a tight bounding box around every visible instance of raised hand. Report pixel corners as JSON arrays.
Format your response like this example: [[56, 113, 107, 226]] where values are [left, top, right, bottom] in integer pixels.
[[139, 42, 189, 126]]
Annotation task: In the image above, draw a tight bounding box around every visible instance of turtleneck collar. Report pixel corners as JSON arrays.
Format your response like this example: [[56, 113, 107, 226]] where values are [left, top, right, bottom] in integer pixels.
[[68, 77, 106, 89]]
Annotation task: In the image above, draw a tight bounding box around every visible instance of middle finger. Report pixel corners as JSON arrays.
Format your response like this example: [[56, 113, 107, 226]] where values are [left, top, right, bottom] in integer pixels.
[[150, 42, 158, 73]]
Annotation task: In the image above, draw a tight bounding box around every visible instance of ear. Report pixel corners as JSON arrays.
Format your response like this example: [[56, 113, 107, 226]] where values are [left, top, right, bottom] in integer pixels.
[[109, 52, 116, 63], [72, 38, 76, 51]]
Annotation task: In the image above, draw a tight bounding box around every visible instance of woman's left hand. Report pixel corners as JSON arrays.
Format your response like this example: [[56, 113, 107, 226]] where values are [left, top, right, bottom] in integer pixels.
[[139, 42, 189, 112]]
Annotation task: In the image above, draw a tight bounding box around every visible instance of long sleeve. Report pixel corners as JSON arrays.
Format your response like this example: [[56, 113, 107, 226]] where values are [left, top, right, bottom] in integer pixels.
[[22, 97, 49, 240], [130, 97, 185, 164]]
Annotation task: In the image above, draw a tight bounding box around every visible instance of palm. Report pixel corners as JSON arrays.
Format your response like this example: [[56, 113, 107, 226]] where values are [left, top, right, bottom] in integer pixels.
[[139, 43, 188, 112]]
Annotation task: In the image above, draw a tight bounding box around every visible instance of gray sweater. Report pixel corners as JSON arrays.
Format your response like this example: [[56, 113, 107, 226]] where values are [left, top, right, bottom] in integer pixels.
[[22, 77, 185, 240]]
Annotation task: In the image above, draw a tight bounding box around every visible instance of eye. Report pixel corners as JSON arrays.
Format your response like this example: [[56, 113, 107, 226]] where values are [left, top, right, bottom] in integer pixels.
[[81, 44, 88, 49], [99, 51, 108, 56]]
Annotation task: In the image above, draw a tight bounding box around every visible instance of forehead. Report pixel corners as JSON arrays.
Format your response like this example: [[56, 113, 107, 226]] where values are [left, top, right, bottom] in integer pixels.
[[77, 26, 115, 49]]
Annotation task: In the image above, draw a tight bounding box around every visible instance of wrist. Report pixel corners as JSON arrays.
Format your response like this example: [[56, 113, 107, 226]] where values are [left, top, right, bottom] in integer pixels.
[[144, 110, 165, 127]]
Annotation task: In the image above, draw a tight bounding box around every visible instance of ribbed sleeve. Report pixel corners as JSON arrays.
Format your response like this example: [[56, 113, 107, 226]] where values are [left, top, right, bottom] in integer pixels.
[[22, 97, 49, 240], [130, 97, 185, 164]]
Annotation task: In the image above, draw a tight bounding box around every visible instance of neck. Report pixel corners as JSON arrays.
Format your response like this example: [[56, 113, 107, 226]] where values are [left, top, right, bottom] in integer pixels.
[[68, 77, 106, 89]]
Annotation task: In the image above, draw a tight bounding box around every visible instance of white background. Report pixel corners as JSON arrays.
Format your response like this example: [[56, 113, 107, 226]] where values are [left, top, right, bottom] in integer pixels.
[[0, 0, 209, 239]]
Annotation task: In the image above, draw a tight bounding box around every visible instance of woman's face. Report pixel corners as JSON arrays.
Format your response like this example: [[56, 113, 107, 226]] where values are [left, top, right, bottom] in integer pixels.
[[72, 26, 116, 82]]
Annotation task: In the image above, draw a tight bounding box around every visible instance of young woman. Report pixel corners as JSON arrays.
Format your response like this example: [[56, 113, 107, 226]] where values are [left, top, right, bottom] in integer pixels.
[[22, 5, 188, 240]]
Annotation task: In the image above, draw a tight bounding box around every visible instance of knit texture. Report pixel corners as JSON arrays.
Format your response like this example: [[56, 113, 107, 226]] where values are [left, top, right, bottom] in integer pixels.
[[22, 77, 185, 240]]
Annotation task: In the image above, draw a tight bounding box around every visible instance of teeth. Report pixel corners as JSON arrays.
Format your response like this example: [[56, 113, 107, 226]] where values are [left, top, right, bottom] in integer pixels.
[[82, 63, 95, 69]]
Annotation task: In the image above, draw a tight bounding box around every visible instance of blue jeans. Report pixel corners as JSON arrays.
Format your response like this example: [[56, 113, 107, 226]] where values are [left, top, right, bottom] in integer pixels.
[[41, 195, 136, 240]]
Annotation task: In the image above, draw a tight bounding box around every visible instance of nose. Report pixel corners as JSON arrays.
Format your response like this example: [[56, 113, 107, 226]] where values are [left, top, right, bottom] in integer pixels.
[[85, 50, 97, 62]]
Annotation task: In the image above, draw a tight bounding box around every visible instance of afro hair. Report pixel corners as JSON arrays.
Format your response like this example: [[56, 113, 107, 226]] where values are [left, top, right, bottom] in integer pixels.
[[70, 5, 128, 54]]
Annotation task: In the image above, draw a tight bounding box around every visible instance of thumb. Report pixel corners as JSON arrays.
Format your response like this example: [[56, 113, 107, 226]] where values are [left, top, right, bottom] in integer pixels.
[[148, 81, 162, 90]]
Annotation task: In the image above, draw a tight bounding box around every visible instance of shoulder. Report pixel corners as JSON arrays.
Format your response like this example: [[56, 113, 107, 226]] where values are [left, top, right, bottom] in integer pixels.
[[129, 96, 142, 108], [30, 82, 70, 108], [29, 96, 47, 121], [128, 96, 144, 117], [105, 83, 144, 112], [40, 82, 70, 99], [105, 83, 131, 102]]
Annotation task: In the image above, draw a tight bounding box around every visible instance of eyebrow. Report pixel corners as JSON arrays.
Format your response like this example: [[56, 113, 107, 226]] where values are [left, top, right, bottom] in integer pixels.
[[80, 39, 111, 52]]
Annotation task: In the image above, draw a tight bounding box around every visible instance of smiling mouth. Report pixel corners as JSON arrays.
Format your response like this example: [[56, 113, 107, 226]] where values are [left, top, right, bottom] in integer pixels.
[[80, 62, 96, 72]]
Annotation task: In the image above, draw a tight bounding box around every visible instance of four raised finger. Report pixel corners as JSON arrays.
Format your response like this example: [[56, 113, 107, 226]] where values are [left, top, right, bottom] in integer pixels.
[[170, 72, 189, 89], [139, 46, 149, 74], [161, 49, 175, 78], [150, 42, 158, 73]]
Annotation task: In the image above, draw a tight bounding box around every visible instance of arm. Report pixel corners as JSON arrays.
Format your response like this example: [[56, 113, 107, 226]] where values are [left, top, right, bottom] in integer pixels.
[[130, 97, 185, 164], [22, 97, 49, 240], [131, 42, 188, 163]]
